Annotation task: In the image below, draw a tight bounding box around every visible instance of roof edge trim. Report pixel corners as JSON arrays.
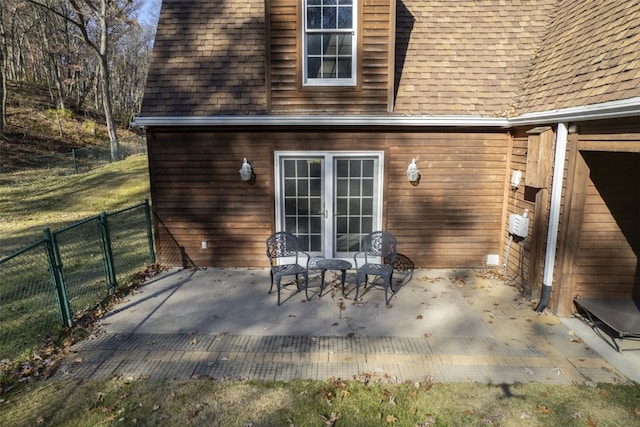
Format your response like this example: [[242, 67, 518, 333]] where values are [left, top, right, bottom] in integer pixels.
[[131, 115, 510, 128], [132, 97, 640, 129], [508, 97, 640, 125]]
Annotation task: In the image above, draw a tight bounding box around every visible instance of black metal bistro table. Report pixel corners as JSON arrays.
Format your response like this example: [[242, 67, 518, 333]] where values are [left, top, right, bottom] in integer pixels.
[[316, 258, 352, 297]]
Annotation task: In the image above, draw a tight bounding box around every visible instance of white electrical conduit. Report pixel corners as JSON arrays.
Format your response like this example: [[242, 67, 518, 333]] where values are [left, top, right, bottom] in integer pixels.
[[536, 122, 568, 312]]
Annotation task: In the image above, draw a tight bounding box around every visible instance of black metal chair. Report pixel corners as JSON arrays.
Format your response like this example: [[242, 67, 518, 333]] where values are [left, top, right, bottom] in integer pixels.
[[353, 231, 398, 305], [266, 232, 311, 305]]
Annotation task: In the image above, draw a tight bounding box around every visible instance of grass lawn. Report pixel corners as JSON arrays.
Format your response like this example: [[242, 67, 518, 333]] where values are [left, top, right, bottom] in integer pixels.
[[0, 154, 151, 257], [0, 377, 639, 426]]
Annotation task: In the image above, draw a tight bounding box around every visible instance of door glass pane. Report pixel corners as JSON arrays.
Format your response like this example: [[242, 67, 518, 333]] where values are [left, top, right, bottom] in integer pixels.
[[282, 158, 323, 252], [335, 158, 377, 254]]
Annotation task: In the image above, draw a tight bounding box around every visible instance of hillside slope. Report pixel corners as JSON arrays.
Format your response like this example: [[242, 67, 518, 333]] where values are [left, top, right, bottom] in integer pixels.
[[0, 82, 150, 257], [1, 81, 142, 172]]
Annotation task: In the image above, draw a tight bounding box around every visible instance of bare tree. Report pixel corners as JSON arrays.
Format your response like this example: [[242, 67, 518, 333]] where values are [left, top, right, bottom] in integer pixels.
[[111, 18, 154, 126], [28, 0, 142, 161], [0, 1, 7, 133]]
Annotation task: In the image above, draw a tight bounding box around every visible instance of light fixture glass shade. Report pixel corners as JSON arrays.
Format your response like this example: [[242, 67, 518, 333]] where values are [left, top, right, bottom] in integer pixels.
[[239, 158, 253, 181], [406, 158, 420, 182]]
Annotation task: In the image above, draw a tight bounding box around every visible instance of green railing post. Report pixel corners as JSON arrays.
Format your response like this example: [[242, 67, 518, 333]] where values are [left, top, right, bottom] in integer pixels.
[[43, 228, 73, 327], [144, 198, 156, 264], [99, 212, 118, 292]]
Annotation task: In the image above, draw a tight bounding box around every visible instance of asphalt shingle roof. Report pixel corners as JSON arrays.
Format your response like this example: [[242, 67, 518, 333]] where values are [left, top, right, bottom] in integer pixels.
[[140, 0, 267, 116], [140, 0, 640, 118], [518, 0, 640, 114], [393, 0, 556, 116]]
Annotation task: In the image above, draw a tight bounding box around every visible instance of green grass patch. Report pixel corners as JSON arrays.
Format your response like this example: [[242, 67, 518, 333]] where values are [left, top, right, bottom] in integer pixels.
[[0, 154, 150, 257], [0, 378, 638, 426]]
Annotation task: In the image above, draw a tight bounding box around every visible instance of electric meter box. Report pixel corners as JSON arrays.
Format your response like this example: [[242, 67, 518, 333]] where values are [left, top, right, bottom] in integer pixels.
[[508, 214, 529, 238]]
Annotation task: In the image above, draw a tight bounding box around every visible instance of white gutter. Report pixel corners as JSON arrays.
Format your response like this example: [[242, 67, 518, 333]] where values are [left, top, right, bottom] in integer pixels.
[[536, 122, 568, 312], [509, 96, 640, 126], [131, 115, 510, 128], [132, 97, 640, 128]]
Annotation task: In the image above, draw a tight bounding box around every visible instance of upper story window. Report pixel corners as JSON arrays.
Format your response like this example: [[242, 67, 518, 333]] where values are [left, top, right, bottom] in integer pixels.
[[303, 0, 357, 86]]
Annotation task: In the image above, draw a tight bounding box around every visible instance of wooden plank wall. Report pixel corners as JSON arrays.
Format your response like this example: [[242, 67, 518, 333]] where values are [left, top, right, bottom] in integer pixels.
[[147, 128, 510, 268], [572, 151, 640, 299], [554, 118, 640, 314], [570, 120, 640, 300], [147, 130, 275, 268], [386, 130, 509, 267], [268, 0, 392, 112], [503, 130, 535, 289]]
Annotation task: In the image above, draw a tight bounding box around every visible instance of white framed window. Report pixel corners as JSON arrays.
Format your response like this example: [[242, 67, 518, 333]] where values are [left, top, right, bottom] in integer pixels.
[[303, 0, 357, 86]]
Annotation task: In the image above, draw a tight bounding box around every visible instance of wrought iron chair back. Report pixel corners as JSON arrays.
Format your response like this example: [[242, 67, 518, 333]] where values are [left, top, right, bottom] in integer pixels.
[[353, 231, 398, 305], [361, 231, 398, 264], [266, 232, 310, 305]]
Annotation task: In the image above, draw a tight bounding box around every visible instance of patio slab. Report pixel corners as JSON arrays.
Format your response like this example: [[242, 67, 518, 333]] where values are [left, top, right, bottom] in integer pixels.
[[57, 268, 640, 384]]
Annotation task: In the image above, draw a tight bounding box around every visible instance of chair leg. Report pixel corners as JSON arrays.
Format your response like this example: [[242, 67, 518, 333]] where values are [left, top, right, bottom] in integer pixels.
[[303, 272, 310, 301], [384, 274, 393, 305], [355, 273, 362, 300], [269, 271, 275, 294], [384, 279, 390, 305], [276, 277, 282, 305], [389, 271, 395, 292]]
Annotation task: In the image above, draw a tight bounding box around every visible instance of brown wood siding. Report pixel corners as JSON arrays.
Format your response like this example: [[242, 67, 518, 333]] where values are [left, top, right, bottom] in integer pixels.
[[554, 118, 640, 314], [503, 127, 555, 302], [386, 131, 508, 267], [268, 0, 392, 113], [572, 151, 640, 299], [147, 128, 509, 269], [503, 130, 535, 288]]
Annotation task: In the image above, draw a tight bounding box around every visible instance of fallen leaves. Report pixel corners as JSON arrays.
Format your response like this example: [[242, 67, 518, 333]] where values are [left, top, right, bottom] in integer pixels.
[[537, 404, 552, 415]]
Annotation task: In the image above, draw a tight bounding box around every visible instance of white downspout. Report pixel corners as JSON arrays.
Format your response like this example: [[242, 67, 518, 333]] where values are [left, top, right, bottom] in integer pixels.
[[536, 122, 568, 312]]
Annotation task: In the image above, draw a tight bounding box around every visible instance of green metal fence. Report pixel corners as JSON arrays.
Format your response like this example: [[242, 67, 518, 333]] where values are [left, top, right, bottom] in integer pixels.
[[0, 200, 155, 361]]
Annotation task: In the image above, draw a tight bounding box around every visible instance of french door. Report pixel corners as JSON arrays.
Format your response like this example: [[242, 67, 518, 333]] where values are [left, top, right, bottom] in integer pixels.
[[275, 152, 383, 260]]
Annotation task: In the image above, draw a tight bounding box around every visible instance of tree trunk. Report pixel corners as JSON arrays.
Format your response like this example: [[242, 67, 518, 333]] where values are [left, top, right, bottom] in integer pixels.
[[0, 2, 6, 133], [96, 1, 118, 161], [99, 55, 119, 161]]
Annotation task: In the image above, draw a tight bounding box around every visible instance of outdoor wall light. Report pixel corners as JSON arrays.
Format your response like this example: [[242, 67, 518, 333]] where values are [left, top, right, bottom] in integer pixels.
[[239, 158, 253, 181], [406, 158, 420, 184]]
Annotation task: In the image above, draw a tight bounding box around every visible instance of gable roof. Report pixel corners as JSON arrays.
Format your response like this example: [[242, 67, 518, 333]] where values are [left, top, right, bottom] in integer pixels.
[[393, 0, 555, 116], [140, 0, 267, 116], [138, 0, 640, 122], [517, 0, 640, 114]]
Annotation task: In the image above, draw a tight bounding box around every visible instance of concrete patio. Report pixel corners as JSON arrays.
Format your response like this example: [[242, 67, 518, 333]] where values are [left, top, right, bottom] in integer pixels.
[[58, 267, 640, 384]]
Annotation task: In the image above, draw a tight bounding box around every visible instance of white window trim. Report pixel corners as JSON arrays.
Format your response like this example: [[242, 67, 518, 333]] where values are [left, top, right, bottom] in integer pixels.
[[302, 0, 358, 87]]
